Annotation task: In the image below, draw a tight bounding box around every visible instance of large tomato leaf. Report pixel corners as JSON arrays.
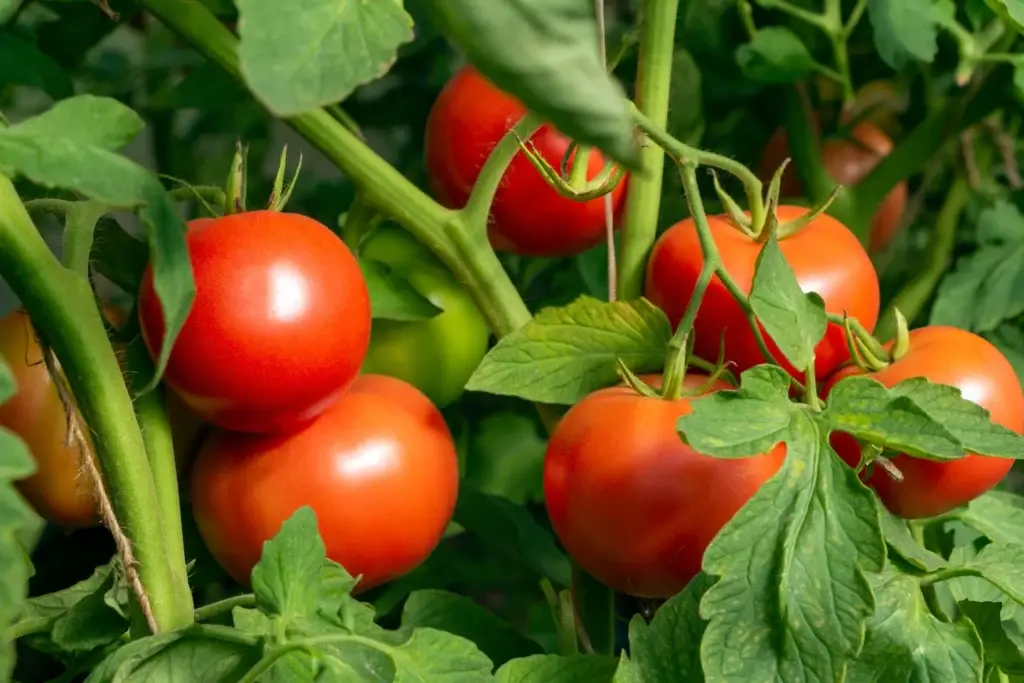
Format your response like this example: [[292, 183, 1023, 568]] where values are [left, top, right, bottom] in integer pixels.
[[866, 0, 941, 69], [465, 296, 671, 404], [845, 569, 984, 682], [0, 96, 194, 391], [236, 0, 414, 116], [960, 491, 1024, 547], [425, 0, 639, 168], [677, 365, 885, 682], [0, 30, 74, 100], [496, 654, 618, 683], [937, 543, 1024, 608], [957, 601, 1024, 676], [0, 355, 40, 681], [879, 506, 948, 572]]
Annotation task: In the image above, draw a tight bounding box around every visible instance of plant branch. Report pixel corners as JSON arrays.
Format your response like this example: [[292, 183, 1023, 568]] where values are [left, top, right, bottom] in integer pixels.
[[194, 593, 257, 622], [616, 0, 680, 300]]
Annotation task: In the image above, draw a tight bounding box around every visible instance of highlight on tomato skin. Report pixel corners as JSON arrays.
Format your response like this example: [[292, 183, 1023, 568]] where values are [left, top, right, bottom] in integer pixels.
[[137, 210, 372, 436], [543, 373, 786, 599], [189, 374, 460, 592], [824, 326, 1024, 519], [644, 205, 880, 382], [424, 64, 628, 258]]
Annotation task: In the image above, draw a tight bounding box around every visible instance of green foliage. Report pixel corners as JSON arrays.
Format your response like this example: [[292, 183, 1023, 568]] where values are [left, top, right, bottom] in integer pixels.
[[735, 27, 818, 84]]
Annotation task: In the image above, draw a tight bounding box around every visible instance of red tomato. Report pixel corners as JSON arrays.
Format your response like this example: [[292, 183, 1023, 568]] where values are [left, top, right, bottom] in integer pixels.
[[544, 374, 787, 598], [138, 211, 371, 434], [757, 120, 908, 253], [825, 326, 1024, 519], [644, 205, 880, 380], [424, 65, 628, 257], [190, 374, 459, 591]]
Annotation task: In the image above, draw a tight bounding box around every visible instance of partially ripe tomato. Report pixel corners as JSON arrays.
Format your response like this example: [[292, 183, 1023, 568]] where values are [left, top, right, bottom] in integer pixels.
[[138, 211, 371, 434], [424, 65, 627, 258], [644, 206, 880, 380], [757, 120, 908, 253], [190, 374, 459, 591], [0, 310, 99, 527], [544, 374, 786, 598], [825, 326, 1024, 519]]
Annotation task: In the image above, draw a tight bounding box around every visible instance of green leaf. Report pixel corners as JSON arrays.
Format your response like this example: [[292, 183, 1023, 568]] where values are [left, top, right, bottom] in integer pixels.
[[845, 569, 983, 683], [400, 589, 542, 667], [49, 570, 130, 652], [0, 31, 74, 100], [613, 573, 711, 683], [735, 27, 818, 84], [958, 601, 1024, 675], [690, 374, 885, 682], [454, 487, 571, 587], [90, 216, 149, 295], [465, 297, 671, 405], [464, 410, 546, 505], [986, 324, 1024, 387], [748, 233, 828, 369], [1015, 62, 1024, 99], [951, 543, 1024, 606], [0, 356, 40, 681], [426, 0, 638, 168], [961, 491, 1024, 547], [7, 95, 143, 150], [236, 0, 414, 116], [867, 0, 940, 69], [358, 257, 443, 321], [879, 505, 947, 572], [329, 627, 495, 682], [497, 654, 618, 683], [0, 103, 194, 390], [251, 506, 334, 621], [666, 48, 705, 145], [820, 376, 965, 460], [985, 0, 1024, 33], [888, 377, 1024, 459]]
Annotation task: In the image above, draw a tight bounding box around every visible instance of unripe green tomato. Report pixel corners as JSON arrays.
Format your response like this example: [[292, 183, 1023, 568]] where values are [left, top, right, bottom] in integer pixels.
[[359, 226, 490, 408]]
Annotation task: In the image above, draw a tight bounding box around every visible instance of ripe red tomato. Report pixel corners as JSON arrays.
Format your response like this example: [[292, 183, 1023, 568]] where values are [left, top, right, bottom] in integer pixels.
[[0, 310, 99, 527], [190, 374, 459, 591], [644, 205, 880, 380], [424, 65, 627, 258], [825, 326, 1024, 519], [138, 211, 371, 434], [757, 120, 908, 253], [544, 374, 787, 598]]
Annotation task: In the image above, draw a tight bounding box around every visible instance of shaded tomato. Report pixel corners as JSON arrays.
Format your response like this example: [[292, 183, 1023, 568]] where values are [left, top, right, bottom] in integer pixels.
[[0, 310, 99, 527], [138, 211, 371, 434], [825, 326, 1024, 519], [644, 205, 880, 380], [424, 65, 627, 258], [359, 225, 491, 408], [190, 374, 459, 591], [757, 120, 908, 253], [544, 374, 786, 598]]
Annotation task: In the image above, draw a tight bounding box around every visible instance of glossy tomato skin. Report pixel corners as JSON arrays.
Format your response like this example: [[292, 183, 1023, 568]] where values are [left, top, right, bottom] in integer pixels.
[[359, 226, 490, 408], [757, 121, 908, 253], [424, 65, 627, 258], [138, 211, 371, 434], [544, 374, 787, 598], [645, 205, 880, 380], [825, 326, 1024, 519], [190, 374, 459, 591], [0, 310, 99, 527]]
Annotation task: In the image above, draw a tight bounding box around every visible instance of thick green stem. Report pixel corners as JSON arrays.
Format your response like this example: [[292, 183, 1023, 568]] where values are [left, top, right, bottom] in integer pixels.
[[616, 0, 679, 300], [874, 172, 971, 341], [462, 113, 542, 229], [0, 175, 191, 632]]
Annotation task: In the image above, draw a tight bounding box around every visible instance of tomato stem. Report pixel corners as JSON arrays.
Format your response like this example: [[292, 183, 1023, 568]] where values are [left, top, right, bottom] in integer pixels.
[[0, 174, 193, 632], [804, 362, 821, 410], [463, 113, 542, 228], [615, 0, 679, 300]]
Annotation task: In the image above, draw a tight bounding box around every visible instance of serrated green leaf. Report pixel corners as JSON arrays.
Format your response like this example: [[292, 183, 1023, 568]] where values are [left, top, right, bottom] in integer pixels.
[[948, 543, 1024, 607], [677, 365, 796, 458], [0, 31, 74, 100], [821, 376, 965, 460], [252, 506, 330, 623], [748, 233, 828, 369], [497, 654, 618, 683], [889, 377, 1024, 459], [465, 297, 671, 405], [454, 487, 571, 587], [735, 27, 818, 84], [354, 627, 494, 682], [697, 408, 885, 682], [426, 0, 638, 168], [959, 601, 1024, 675], [401, 589, 542, 667], [961, 491, 1024, 546], [358, 257, 443, 321], [8, 95, 143, 150], [49, 571, 129, 653], [845, 569, 984, 683], [985, 0, 1024, 32], [879, 505, 947, 572], [867, 0, 940, 69], [237, 0, 414, 116], [614, 573, 711, 683]]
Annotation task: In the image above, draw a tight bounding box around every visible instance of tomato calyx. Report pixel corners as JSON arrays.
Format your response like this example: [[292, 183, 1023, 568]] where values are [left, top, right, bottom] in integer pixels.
[[839, 306, 911, 373], [223, 141, 303, 215], [618, 331, 734, 402], [513, 133, 626, 201]]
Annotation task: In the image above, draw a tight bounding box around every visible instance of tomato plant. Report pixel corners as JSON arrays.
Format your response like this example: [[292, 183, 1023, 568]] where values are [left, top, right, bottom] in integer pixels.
[[3, 0, 1024, 681]]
